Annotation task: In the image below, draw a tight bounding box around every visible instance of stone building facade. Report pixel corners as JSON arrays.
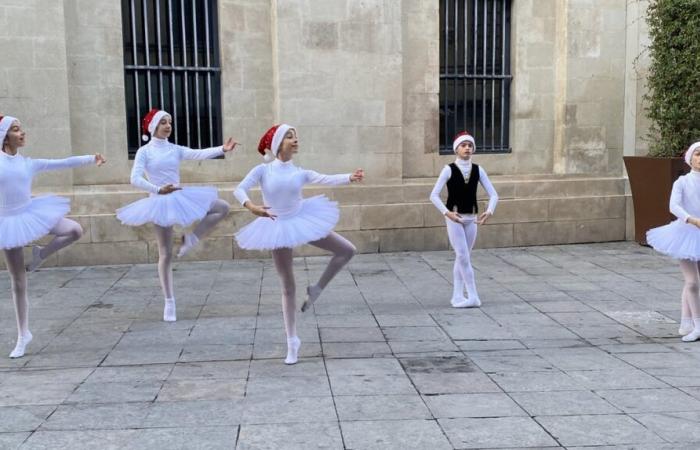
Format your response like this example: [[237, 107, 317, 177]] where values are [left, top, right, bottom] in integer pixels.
[[0, 0, 652, 266]]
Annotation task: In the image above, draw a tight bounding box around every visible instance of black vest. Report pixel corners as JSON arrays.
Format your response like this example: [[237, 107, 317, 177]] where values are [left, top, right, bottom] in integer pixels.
[[445, 163, 480, 214]]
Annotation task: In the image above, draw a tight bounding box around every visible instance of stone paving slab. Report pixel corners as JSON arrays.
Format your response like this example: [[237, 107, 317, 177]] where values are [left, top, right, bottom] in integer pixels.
[[0, 242, 699, 447]]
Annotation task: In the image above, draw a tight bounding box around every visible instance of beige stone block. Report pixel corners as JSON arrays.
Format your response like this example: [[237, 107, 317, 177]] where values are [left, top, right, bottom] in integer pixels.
[[89, 215, 150, 243], [473, 223, 515, 249], [423, 203, 446, 227], [303, 22, 338, 50], [489, 198, 550, 224], [549, 196, 626, 221], [336, 205, 362, 231], [376, 227, 448, 253], [514, 221, 577, 246], [58, 241, 148, 266], [176, 237, 234, 262], [574, 218, 626, 243], [361, 204, 424, 230], [625, 195, 634, 241]]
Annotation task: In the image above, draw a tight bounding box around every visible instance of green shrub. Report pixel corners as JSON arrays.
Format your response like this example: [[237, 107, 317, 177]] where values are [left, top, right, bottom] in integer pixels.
[[644, 0, 700, 157]]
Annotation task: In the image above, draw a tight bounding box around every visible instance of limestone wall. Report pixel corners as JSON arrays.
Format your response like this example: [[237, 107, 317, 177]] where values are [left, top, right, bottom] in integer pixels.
[[3, 0, 652, 184], [0, 0, 75, 188]]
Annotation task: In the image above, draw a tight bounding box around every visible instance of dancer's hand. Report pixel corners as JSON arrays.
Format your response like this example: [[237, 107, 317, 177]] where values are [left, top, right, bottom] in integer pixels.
[[476, 211, 492, 225], [350, 168, 364, 182], [689, 217, 700, 229], [94, 153, 106, 166], [445, 211, 463, 223], [223, 137, 238, 153], [247, 202, 277, 220], [158, 184, 182, 195]]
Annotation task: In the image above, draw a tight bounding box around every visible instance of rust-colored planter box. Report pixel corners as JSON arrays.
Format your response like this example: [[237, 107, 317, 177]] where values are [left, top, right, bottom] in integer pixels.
[[624, 156, 688, 245]]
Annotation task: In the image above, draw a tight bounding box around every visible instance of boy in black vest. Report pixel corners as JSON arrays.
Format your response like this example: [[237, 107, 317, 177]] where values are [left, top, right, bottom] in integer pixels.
[[429, 131, 498, 307]]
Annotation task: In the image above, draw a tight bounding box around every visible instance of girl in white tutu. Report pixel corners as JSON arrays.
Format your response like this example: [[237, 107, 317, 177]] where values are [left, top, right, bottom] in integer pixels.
[[430, 131, 498, 308], [648, 141, 700, 342], [117, 109, 237, 322], [234, 124, 363, 364], [0, 115, 106, 358]]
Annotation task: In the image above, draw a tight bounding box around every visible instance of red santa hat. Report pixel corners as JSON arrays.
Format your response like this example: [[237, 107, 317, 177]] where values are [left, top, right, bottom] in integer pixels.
[[0, 115, 19, 146], [685, 142, 700, 167], [453, 131, 476, 153], [258, 124, 294, 162], [141, 109, 170, 141]]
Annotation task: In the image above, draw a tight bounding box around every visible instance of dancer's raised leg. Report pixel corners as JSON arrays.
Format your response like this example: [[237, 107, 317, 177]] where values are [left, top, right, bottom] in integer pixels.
[[26, 218, 83, 272], [178, 199, 230, 257], [301, 232, 356, 312]]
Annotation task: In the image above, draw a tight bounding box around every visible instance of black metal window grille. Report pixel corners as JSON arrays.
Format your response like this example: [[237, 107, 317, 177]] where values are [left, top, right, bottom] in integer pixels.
[[440, 0, 512, 154], [121, 0, 222, 158]]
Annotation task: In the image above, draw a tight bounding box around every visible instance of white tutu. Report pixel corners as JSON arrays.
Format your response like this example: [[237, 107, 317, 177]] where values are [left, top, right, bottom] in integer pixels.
[[235, 195, 339, 250], [116, 186, 218, 227], [647, 219, 700, 261], [0, 195, 70, 250]]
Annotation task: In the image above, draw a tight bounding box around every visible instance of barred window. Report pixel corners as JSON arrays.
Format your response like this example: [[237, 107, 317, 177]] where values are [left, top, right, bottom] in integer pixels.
[[121, 0, 222, 158], [440, 0, 512, 154]]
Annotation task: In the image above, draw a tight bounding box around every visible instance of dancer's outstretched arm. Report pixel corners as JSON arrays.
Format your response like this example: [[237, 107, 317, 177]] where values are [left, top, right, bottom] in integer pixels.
[[179, 137, 237, 160], [31, 153, 104, 173], [304, 168, 363, 185]]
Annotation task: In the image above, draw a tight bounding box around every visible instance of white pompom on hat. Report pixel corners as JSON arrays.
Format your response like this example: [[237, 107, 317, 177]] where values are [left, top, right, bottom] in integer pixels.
[[685, 141, 700, 166], [141, 109, 171, 142], [453, 131, 476, 153]]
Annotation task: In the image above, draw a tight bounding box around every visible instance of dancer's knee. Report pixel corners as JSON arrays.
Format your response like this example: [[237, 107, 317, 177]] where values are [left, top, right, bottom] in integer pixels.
[[685, 281, 700, 294], [340, 242, 356, 262], [68, 224, 84, 242], [213, 199, 230, 215]]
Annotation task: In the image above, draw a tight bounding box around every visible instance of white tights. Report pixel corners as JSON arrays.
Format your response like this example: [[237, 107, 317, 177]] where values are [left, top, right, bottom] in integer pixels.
[[271, 232, 356, 339], [446, 217, 479, 301], [679, 260, 700, 331], [155, 199, 230, 318], [4, 218, 83, 355]]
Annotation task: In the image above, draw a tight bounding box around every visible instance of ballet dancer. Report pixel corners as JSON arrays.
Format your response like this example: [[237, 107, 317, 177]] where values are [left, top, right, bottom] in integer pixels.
[[648, 141, 700, 342], [234, 124, 363, 364], [0, 115, 105, 357], [116, 109, 237, 322], [429, 131, 498, 308]]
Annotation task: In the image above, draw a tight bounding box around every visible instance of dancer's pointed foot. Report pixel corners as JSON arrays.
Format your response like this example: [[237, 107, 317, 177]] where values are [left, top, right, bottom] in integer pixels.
[[9, 331, 33, 358], [25, 246, 44, 273], [679, 318, 694, 336], [682, 328, 700, 342], [301, 285, 322, 312], [163, 298, 177, 322], [284, 336, 301, 364], [451, 296, 470, 308], [177, 233, 199, 258]]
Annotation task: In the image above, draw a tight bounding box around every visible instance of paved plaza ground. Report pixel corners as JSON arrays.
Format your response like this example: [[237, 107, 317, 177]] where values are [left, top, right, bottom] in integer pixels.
[[1, 242, 700, 449]]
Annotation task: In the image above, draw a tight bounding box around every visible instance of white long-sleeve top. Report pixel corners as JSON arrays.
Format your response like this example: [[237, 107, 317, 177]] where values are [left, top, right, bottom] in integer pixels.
[[670, 171, 700, 222], [0, 151, 93, 215], [429, 159, 498, 216], [234, 159, 350, 218], [130, 137, 224, 194]]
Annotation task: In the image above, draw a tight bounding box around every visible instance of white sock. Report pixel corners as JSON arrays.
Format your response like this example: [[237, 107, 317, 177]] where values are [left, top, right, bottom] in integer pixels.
[[451, 297, 470, 308], [177, 233, 199, 258], [26, 246, 44, 273], [163, 298, 177, 322], [9, 331, 33, 358], [301, 285, 322, 313], [285, 336, 301, 364], [679, 318, 694, 335], [681, 318, 700, 342]]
